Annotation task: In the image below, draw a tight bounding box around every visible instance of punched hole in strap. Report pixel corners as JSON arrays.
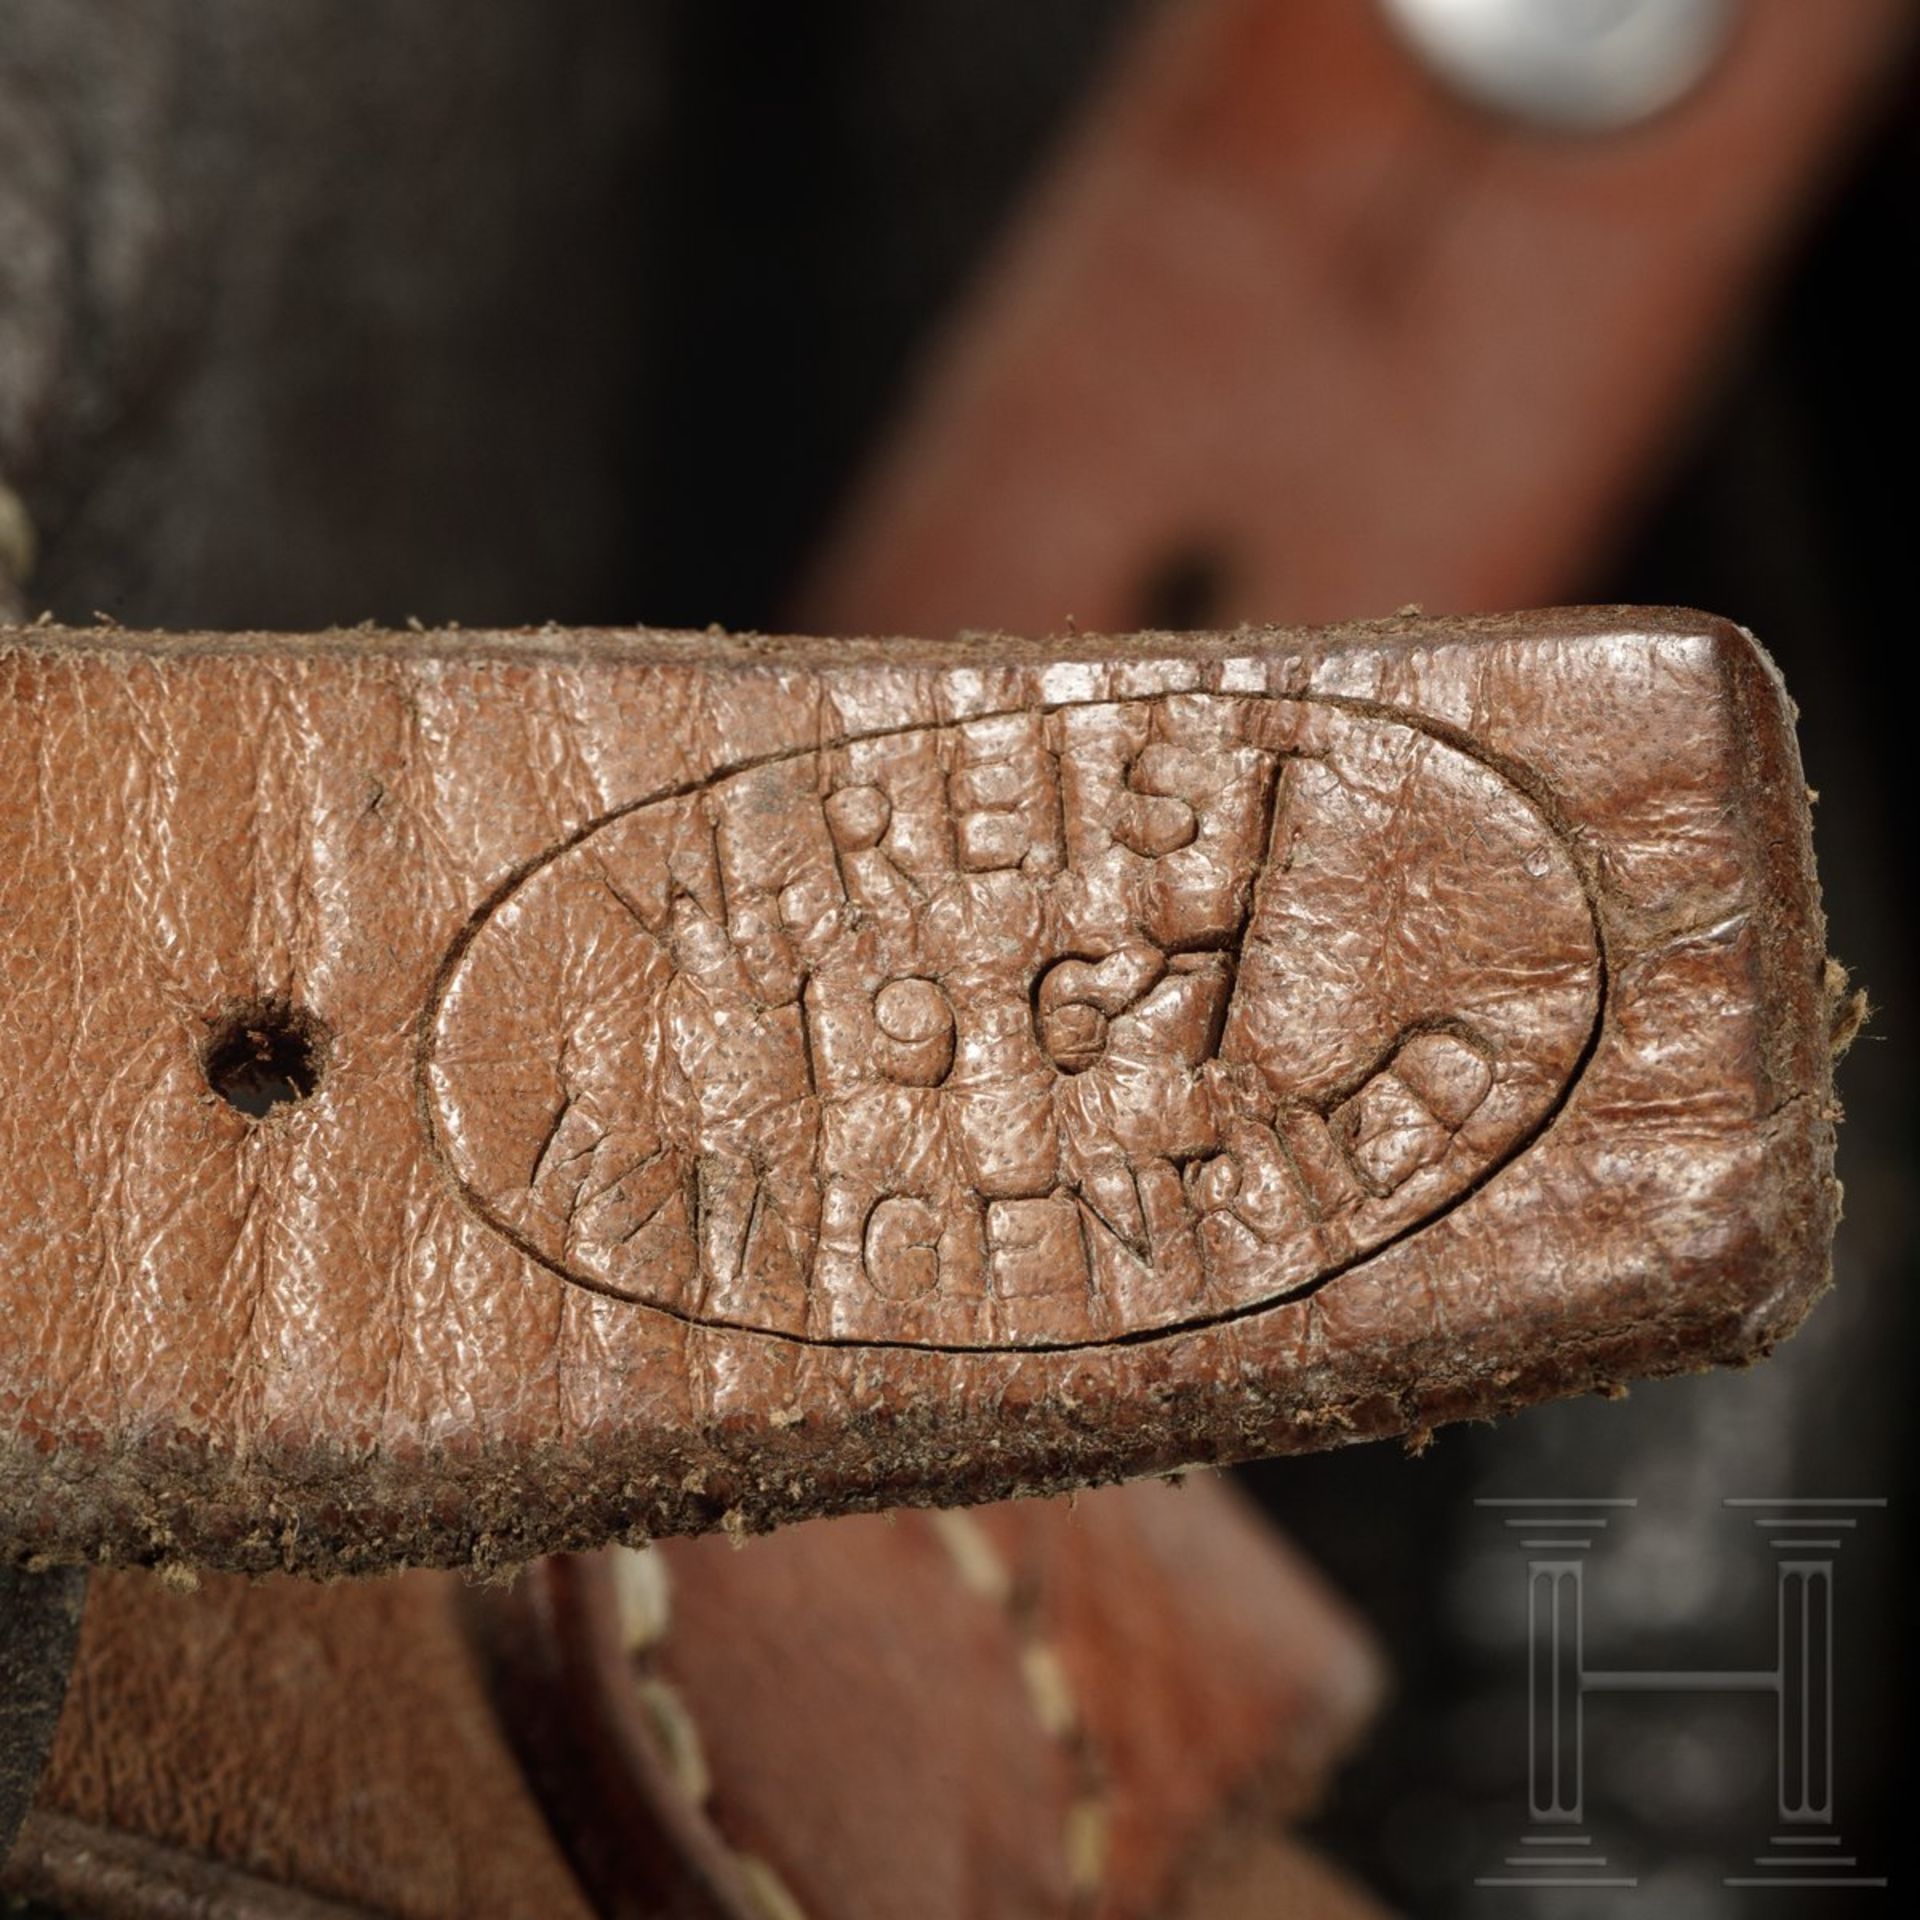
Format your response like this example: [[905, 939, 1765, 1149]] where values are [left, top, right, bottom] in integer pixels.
[[202, 999, 329, 1117]]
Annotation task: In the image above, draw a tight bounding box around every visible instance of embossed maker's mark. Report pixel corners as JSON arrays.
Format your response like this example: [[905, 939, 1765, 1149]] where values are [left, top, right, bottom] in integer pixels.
[[421, 694, 1603, 1349]]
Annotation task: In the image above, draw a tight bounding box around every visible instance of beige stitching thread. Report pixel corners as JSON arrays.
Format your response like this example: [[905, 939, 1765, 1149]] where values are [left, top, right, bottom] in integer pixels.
[[609, 1544, 813, 1920], [929, 1509, 1112, 1905], [611, 1542, 673, 1651], [1020, 1642, 1077, 1740], [734, 1854, 810, 1920], [611, 1519, 1112, 1915], [931, 1509, 1014, 1605], [636, 1674, 713, 1803]]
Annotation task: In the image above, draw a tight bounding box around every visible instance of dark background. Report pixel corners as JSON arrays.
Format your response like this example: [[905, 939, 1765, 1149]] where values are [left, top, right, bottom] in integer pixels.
[[6, 4, 1911, 1911]]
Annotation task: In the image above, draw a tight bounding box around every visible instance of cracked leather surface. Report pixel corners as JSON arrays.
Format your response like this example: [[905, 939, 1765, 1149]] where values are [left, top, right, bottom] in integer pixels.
[[0, 609, 1837, 1575]]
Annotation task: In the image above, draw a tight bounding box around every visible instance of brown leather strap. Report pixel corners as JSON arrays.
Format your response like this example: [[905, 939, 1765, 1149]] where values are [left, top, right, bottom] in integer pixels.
[[13, 1564, 595, 1919], [797, 0, 1908, 638], [17, 1477, 1381, 1920], [486, 1476, 1382, 1920], [0, 609, 1839, 1576]]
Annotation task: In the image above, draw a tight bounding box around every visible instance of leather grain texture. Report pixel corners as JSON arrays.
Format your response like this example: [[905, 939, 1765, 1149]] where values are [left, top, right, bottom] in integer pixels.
[[0, 610, 1838, 1575]]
